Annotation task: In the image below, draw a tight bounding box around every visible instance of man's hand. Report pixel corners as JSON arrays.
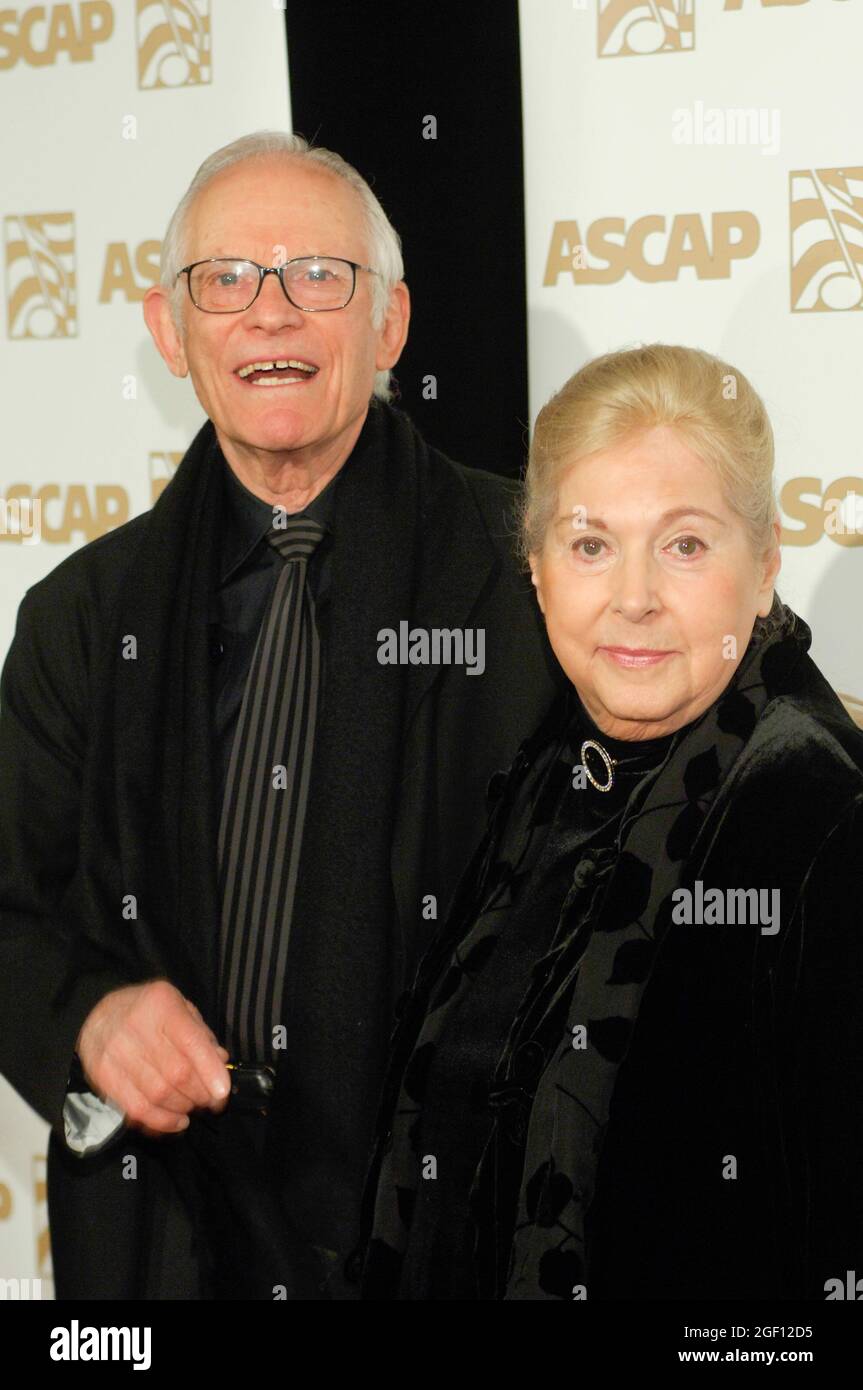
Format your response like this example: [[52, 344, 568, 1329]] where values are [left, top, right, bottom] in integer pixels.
[[75, 980, 231, 1139]]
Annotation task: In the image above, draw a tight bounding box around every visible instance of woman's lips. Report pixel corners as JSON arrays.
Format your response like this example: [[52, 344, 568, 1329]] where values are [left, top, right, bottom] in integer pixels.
[[599, 647, 674, 669]]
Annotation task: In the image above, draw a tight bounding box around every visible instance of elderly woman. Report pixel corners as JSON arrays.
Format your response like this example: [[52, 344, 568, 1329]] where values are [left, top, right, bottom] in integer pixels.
[[354, 344, 863, 1301]]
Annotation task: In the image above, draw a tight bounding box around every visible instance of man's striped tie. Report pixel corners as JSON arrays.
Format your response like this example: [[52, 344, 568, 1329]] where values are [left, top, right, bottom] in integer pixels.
[[217, 513, 326, 1061]]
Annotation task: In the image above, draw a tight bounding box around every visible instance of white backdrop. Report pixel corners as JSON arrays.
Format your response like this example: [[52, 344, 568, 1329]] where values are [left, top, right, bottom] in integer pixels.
[[0, 0, 290, 1298], [1, 0, 861, 1300], [519, 0, 862, 701]]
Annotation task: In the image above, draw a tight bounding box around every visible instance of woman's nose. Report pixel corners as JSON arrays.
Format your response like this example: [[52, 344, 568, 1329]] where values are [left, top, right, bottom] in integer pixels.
[[610, 552, 660, 619]]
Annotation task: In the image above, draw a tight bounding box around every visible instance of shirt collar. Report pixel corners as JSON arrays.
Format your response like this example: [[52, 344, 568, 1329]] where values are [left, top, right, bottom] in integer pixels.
[[220, 447, 339, 584]]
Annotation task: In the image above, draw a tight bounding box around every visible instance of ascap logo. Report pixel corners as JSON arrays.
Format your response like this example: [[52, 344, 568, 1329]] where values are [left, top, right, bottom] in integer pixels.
[[5, 212, 76, 338], [149, 450, 183, 505], [99, 240, 161, 303], [0, 483, 128, 543], [33, 1156, 52, 1297], [136, 0, 210, 90], [0, 1160, 52, 1299], [0, 1, 113, 70], [543, 212, 759, 285], [598, 0, 694, 58], [597, 0, 849, 61], [780, 478, 863, 547], [790, 167, 863, 312]]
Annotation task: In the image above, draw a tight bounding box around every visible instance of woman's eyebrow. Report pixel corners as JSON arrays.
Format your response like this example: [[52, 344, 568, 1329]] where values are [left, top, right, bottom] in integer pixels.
[[556, 506, 728, 530]]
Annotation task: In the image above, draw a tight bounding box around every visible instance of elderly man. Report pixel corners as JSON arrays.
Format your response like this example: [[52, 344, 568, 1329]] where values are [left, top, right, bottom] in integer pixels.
[[0, 132, 561, 1299]]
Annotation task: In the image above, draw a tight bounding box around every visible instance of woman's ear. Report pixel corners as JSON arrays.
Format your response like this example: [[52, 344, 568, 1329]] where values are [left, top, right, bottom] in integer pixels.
[[528, 553, 546, 617], [756, 522, 782, 617]]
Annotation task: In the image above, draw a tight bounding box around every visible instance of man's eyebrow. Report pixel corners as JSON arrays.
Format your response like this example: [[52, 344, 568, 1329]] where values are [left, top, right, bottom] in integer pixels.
[[555, 506, 728, 530]]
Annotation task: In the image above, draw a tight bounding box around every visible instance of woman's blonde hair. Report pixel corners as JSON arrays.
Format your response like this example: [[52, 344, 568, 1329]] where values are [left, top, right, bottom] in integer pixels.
[[521, 344, 780, 569]]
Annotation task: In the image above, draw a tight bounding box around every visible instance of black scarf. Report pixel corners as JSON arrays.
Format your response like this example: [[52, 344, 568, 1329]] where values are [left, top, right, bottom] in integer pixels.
[[359, 596, 811, 1298]]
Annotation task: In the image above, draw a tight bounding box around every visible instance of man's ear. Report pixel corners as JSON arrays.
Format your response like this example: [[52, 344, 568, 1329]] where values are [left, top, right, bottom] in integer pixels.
[[375, 281, 410, 372], [756, 521, 782, 617], [143, 285, 189, 378], [529, 552, 546, 616]]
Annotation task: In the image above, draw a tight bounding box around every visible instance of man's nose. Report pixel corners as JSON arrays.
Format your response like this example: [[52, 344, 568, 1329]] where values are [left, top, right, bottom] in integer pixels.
[[246, 270, 306, 327]]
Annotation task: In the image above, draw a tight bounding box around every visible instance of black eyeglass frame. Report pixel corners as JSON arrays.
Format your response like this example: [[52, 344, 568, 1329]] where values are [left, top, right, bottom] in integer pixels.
[[175, 255, 380, 313]]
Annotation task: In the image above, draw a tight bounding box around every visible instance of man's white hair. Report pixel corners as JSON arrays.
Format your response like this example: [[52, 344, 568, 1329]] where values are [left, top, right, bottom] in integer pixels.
[[159, 130, 405, 402]]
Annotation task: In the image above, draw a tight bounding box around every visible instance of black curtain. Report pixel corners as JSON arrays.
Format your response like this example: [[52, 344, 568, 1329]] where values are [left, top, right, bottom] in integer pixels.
[[284, 0, 528, 480]]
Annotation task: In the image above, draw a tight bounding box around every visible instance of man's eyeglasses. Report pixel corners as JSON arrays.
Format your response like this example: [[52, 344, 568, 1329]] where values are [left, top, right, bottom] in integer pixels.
[[176, 256, 379, 314]]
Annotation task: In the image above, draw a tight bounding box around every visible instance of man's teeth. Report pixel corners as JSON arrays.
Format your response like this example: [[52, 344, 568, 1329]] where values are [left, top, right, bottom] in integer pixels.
[[237, 359, 317, 380], [249, 376, 308, 387]]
